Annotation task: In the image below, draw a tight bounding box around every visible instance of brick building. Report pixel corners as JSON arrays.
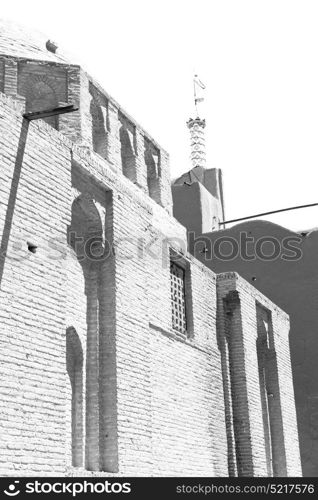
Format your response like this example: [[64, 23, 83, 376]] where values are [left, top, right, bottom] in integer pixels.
[[172, 105, 318, 477], [0, 20, 301, 476], [182, 217, 318, 477]]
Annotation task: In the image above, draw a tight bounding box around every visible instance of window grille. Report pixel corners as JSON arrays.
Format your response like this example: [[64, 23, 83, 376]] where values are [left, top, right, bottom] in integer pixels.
[[170, 260, 187, 334]]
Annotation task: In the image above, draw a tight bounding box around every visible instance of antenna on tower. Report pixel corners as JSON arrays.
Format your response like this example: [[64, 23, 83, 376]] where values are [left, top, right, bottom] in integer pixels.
[[193, 74, 206, 117]]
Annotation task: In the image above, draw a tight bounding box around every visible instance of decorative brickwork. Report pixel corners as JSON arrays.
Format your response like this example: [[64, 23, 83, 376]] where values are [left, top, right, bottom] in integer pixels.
[[217, 273, 302, 477]]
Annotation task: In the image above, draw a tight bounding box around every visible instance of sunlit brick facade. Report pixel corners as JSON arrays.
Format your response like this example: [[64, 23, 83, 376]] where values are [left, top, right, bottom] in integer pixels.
[[0, 20, 301, 477]]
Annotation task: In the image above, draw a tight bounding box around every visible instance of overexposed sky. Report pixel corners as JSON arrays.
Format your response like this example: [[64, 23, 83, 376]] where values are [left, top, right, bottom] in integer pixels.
[[2, 0, 318, 231]]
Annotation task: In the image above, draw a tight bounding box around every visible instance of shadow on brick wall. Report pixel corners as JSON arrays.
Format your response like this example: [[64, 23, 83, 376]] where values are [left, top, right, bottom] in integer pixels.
[[0, 118, 29, 287]]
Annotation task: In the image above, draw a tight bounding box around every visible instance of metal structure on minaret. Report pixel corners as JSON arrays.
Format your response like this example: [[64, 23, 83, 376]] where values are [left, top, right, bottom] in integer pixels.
[[187, 75, 207, 169]]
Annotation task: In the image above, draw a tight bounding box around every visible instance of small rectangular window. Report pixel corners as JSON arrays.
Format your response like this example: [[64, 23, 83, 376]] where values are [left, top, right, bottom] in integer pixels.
[[170, 260, 187, 335]]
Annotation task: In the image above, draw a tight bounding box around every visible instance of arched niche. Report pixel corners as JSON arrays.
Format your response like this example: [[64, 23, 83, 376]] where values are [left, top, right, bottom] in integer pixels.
[[68, 194, 104, 266], [90, 99, 108, 160], [67, 193, 104, 471], [119, 125, 137, 182], [144, 138, 162, 204], [66, 326, 84, 468]]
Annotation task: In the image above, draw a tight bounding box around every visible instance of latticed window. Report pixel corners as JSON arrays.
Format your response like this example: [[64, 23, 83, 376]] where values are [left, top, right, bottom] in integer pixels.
[[170, 260, 187, 334]]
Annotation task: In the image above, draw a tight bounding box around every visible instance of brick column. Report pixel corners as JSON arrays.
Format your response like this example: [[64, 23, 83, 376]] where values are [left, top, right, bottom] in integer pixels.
[[98, 192, 119, 472], [84, 267, 100, 471], [118, 119, 137, 183], [59, 67, 82, 142], [216, 299, 237, 476], [159, 149, 173, 213], [271, 311, 302, 475], [144, 137, 164, 207], [217, 274, 268, 477], [222, 290, 256, 476], [135, 129, 148, 192], [4, 59, 18, 96], [3, 59, 25, 109], [256, 306, 287, 476], [0, 59, 4, 93]]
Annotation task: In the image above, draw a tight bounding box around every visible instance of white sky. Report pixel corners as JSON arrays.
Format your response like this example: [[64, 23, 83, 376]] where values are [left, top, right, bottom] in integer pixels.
[[2, 0, 318, 231]]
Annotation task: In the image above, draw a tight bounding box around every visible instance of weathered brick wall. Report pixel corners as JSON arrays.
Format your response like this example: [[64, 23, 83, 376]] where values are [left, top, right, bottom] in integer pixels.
[[0, 94, 72, 475], [148, 260, 227, 476], [0, 95, 228, 476], [0, 47, 301, 479], [0, 22, 302, 479], [217, 272, 302, 477], [70, 143, 228, 476]]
